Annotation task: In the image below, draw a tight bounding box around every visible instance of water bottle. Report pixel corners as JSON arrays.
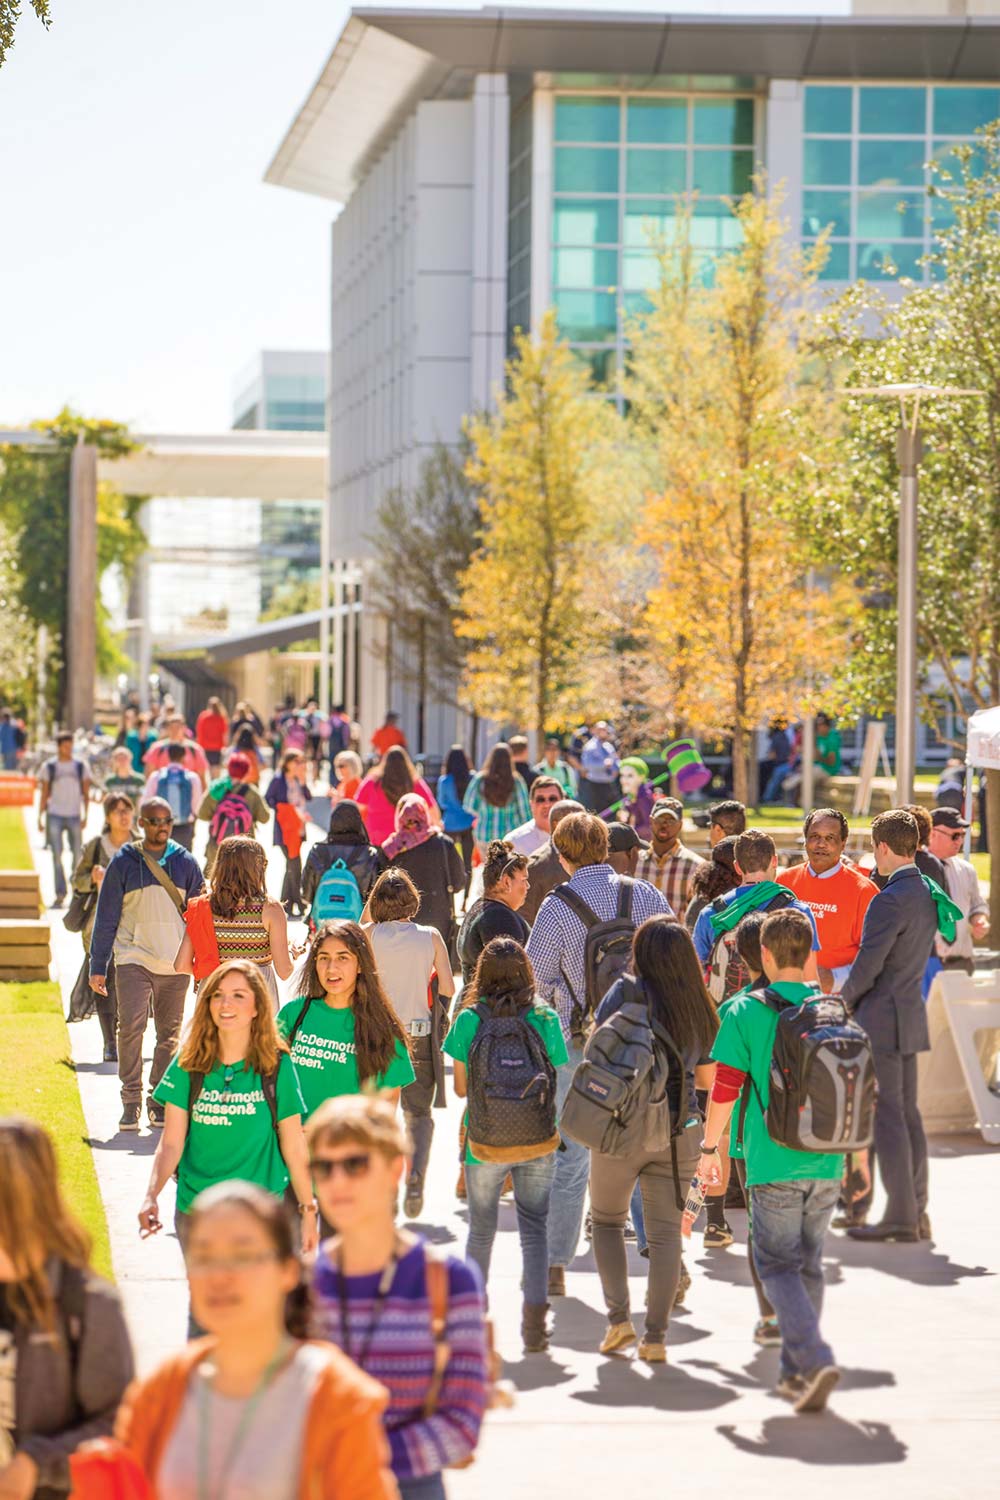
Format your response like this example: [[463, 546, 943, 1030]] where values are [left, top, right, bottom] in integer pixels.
[[680, 1176, 707, 1239]]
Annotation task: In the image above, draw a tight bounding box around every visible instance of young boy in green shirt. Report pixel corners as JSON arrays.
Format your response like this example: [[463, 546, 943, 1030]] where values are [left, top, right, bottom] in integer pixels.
[[699, 907, 843, 1414]]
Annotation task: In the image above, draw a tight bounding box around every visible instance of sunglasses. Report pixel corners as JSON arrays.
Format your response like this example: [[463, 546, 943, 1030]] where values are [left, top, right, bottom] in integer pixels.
[[533, 796, 561, 806], [142, 816, 172, 828], [940, 830, 965, 842], [310, 1153, 372, 1181]]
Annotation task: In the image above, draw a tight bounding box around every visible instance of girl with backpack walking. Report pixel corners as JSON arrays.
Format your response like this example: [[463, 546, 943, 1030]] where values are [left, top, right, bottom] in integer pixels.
[[119, 1181, 396, 1500], [443, 938, 566, 1353], [462, 743, 531, 860], [368, 869, 455, 1219], [586, 916, 718, 1362], [195, 750, 269, 875], [276, 921, 414, 1127], [0, 1118, 134, 1499], [173, 837, 297, 1008], [435, 745, 476, 903], [356, 746, 440, 847], [266, 751, 312, 920], [138, 960, 318, 1271], [308, 1095, 490, 1500], [382, 794, 465, 951], [302, 800, 386, 929]]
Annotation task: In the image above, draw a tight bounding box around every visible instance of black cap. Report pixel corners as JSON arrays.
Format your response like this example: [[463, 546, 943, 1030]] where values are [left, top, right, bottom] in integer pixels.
[[931, 806, 970, 830], [608, 824, 642, 854]]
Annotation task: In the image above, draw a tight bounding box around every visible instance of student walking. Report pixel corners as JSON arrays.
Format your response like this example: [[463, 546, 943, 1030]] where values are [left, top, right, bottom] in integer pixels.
[[368, 869, 455, 1218], [309, 1095, 489, 1498], [89, 797, 204, 1133], [138, 960, 318, 1256], [684, 836, 741, 932], [66, 792, 136, 1060], [37, 731, 90, 909], [586, 918, 718, 1362], [144, 741, 203, 852], [462, 743, 531, 859], [194, 695, 229, 769], [120, 1181, 396, 1499], [276, 922, 415, 1122], [196, 750, 269, 875], [443, 938, 566, 1352], [0, 1118, 135, 1498], [456, 840, 530, 986], [382, 794, 465, 948], [124, 712, 156, 775], [357, 746, 439, 847], [434, 745, 476, 899], [102, 745, 145, 804], [266, 750, 311, 919], [303, 800, 386, 928]]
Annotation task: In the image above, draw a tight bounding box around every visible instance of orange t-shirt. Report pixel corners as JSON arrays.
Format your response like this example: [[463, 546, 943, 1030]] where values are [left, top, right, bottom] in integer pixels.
[[372, 725, 407, 756], [777, 860, 878, 970]]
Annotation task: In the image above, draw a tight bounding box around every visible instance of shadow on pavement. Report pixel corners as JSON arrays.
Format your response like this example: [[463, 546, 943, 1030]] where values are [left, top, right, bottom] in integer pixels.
[[87, 1132, 160, 1155], [824, 1234, 991, 1287], [572, 1356, 740, 1412], [502, 1354, 577, 1393], [410, 1222, 459, 1246], [927, 1133, 998, 1159], [717, 1413, 908, 1465], [550, 1296, 711, 1354], [687, 1351, 895, 1396]]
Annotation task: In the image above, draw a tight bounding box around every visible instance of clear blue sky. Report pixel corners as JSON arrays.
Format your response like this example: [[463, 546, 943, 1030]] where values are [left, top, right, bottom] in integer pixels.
[[0, 0, 844, 433]]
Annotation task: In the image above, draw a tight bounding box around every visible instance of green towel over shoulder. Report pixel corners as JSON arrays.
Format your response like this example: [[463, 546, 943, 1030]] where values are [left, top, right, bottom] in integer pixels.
[[920, 873, 963, 943], [708, 880, 788, 935]]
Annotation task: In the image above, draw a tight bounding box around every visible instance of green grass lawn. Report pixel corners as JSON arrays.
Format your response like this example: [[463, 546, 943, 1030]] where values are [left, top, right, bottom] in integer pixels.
[[0, 805, 32, 868]]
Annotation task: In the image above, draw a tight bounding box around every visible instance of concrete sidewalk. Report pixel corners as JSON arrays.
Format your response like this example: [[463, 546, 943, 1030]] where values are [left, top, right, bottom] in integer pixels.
[[27, 805, 1000, 1497]]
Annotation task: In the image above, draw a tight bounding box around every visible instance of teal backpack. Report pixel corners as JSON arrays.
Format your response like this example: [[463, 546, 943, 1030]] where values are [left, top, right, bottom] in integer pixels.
[[311, 857, 363, 927]]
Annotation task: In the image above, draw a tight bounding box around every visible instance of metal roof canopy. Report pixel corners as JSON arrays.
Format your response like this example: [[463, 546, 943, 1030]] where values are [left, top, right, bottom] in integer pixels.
[[161, 601, 362, 664], [97, 430, 327, 501], [266, 6, 1000, 205]]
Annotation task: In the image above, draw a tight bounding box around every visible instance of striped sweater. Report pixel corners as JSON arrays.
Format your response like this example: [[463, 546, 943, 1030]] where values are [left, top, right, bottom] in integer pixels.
[[311, 1239, 488, 1481]]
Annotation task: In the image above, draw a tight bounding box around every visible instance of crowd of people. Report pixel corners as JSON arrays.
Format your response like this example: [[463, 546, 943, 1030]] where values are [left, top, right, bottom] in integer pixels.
[[0, 700, 992, 1498]]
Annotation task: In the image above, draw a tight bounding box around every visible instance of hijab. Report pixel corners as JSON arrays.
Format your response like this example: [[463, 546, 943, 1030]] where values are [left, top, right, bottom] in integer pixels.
[[382, 793, 434, 860], [325, 798, 372, 847]]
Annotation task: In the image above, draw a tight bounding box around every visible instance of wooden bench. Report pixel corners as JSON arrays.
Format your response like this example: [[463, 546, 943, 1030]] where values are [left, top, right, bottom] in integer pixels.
[[0, 871, 51, 980]]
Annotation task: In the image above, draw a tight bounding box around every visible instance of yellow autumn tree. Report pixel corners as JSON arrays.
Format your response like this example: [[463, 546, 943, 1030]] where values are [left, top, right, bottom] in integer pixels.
[[458, 312, 633, 754], [627, 183, 854, 803]]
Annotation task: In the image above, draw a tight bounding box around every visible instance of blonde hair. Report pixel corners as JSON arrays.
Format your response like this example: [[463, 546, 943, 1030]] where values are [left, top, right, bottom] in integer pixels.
[[334, 750, 363, 781], [305, 1094, 411, 1160], [0, 1118, 92, 1328], [179, 961, 287, 1076], [552, 811, 609, 867]]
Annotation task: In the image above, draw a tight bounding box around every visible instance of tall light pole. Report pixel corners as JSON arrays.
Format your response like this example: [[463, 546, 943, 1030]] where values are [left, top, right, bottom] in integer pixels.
[[844, 384, 980, 807]]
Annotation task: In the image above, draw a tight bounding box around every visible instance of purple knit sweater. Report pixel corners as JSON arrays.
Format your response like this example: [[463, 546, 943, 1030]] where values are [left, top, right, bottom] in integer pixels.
[[311, 1238, 488, 1480]]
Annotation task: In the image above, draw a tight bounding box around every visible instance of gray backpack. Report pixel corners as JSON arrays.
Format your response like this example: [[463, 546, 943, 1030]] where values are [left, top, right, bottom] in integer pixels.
[[551, 877, 636, 1037]]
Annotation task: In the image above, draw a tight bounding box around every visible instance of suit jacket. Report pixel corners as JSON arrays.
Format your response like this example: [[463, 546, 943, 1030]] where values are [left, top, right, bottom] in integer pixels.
[[840, 864, 937, 1054], [522, 839, 567, 927]]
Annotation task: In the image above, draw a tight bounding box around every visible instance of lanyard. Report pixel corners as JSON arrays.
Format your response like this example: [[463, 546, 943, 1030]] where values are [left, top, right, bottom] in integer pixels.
[[197, 1338, 292, 1500], [336, 1242, 400, 1372]]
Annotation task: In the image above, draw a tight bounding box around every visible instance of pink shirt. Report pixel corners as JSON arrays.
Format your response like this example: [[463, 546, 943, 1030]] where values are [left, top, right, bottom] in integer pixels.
[[355, 775, 439, 845], [143, 738, 209, 781]]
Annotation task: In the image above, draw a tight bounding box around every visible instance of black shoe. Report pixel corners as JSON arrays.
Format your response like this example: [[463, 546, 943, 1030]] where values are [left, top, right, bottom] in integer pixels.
[[103, 1045, 118, 1064], [847, 1221, 918, 1243], [403, 1175, 424, 1219], [118, 1104, 141, 1132], [704, 1221, 733, 1249], [50, 895, 65, 909], [918, 1212, 932, 1241], [147, 1100, 165, 1130]]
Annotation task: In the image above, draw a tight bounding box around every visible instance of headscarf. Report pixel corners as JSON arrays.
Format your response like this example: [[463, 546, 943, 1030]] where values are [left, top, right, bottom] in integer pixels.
[[382, 793, 434, 860], [325, 798, 372, 847]]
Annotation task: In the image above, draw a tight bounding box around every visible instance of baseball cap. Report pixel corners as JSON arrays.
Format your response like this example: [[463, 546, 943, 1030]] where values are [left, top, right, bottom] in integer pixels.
[[931, 806, 970, 830], [650, 797, 684, 823], [608, 824, 642, 854]]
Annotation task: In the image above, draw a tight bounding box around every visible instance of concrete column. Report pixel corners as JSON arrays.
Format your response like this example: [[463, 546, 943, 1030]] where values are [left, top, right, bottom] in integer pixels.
[[765, 80, 804, 251], [530, 84, 554, 333], [471, 74, 510, 410], [66, 440, 98, 730]]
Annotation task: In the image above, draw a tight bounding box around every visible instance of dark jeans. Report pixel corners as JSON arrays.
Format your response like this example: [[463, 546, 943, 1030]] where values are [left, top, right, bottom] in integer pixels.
[[116, 963, 189, 1105], [578, 779, 618, 814], [455, 828, 474, 902], [280, 852, 304, 913], [402, 1035, 436, 1182], [750, 1178, 839, 1381], [465, 1152, 556, 1306], [872, 1048, 928, 1228], [399, 1476, 447, 1500]]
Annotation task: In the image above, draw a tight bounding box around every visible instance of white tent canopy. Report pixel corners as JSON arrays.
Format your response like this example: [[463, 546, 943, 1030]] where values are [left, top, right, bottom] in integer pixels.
[[967, 706, 1000, 772]]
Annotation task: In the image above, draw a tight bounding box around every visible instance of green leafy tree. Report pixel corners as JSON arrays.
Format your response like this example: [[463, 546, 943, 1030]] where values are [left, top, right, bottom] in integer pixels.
[[0, 516, 36, 710], [0, 0, 49, 67]]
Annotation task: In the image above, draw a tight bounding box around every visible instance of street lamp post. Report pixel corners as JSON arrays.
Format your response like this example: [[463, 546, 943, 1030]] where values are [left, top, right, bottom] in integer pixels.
[[844, 384, 980, 807]]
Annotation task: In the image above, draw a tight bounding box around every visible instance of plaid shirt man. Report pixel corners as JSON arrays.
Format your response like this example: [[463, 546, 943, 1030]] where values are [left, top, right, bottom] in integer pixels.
[[634, 842, 706, 921]]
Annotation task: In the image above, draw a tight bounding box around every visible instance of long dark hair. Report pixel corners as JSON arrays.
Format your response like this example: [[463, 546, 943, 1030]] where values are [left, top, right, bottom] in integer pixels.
[[465, 937, 534, 1011], [632, 916, 718, 1056], [480, 742, 515, 807], [188, 1181, 310, 1338], [444, 744, 471, 800], [297, 921, 409, 1084], [376, 745, 416, 808], [325, 798, 372, 847], [689, 853, 741, 907]]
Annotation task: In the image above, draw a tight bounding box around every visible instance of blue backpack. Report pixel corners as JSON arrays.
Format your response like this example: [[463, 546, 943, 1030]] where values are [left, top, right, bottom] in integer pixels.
[[156, 764, 193, 824], [311, 857, 363, 926]]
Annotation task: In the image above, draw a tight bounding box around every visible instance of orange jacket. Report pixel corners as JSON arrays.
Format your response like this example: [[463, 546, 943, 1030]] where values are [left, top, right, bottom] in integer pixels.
[[182, 894, 221, 982], [115, 1337, 399, 1500]]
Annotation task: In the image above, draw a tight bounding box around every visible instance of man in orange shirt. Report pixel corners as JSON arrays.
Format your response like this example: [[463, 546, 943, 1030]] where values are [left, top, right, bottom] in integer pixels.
[[778, 807, 877, 990], [371, 711, 408, 758]]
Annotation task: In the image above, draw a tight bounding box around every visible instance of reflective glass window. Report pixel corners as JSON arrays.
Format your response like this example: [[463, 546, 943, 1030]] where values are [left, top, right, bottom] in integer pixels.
[[859, 87, 925, 136], [552, 198, 618, 244], [625, 149, 686, 195], [804, 86, 851, 135], [691, 150, 753, 196], [804, 138, 852, 185], [555, 97, 619, 143], [626, 98, 687, 145], [622, 253, 661, 292], [693, 98, 754, 146], [623, 199, 677, 247], [571, 346, 616, 388], [856, 241, 923, 280], [691, 201, 744, 252], [933, 86, 1000, 137], [554, 290, 617, 342], [802, 190, 851, 239], [552, 247, 618, 287], [809, 240, 851, 282], [554, 147, 619, 194], [858, 138, 926, 188], [857, 192, 925, 240]]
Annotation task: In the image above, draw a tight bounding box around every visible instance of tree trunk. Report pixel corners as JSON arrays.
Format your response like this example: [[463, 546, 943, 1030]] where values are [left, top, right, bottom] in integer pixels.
[[986, 768, 1000, 930], [731, 723, 750, 806]]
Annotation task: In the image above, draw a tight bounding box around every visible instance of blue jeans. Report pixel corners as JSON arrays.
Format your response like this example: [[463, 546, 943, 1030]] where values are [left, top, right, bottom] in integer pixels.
[[46, 813, 82, 899], [399, 1476, 447, 1500], [762, 762, 790, 803], [750, 1178, 839, 1380], [550, 1043, 591, 1267], [465, 1152, 556, 1306], [630, 1182, 646, 1252]]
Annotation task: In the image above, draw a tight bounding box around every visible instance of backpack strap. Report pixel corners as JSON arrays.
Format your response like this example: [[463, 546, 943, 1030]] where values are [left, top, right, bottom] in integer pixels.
[[286, 996, 315, 1049], [136, 843, 186, 916], [261, 1068, 280, 1132], [187, 1071, 205, 1120], [58, 1262, 87, 1392], [421, 1253, 451, 1419], [551, 885, 600, 928], [615, 876, 635, 921]]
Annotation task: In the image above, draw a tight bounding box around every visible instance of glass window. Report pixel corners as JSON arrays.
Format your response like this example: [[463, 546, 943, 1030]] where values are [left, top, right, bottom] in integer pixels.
[[571, 346, 616, 388], [933, 139, 985, 179], [693, 98, 754, 146], [626, 98, 687, 145], [858, 138, 926, 188], [856, 241, 924, 280], [804, 138, 852, 185], [554, 290, 617, 342], [622, 252, 661, 292], [804, 86, 851, 135], [554, 147, 618, 194], [857, 192, 925, 240], [553, 198, 618, 245], [808, 240, 851, 282], [625, 148, 686, 195], [623, 290, 654, 320], [555, 97, 619, 143], [552, 247, 618, 288], [859, 87, 925, 136], [691, 201, 743, 252], [933, 86, 1000, 138], [623, 198, 677, 247], [691, 150, 753, 196], [802, 189, 851, 239]]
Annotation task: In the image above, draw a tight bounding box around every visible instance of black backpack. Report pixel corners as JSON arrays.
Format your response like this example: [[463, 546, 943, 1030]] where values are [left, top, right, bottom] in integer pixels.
[[559, 979, 688, 1208], [706, 887, 796, 1003], [738, 986, 876, 1154], [188, 1066, 280, 1132], [551, 878, 636, 1036], [466, 997, 558, 1163], [283, 996, 315, 1050]]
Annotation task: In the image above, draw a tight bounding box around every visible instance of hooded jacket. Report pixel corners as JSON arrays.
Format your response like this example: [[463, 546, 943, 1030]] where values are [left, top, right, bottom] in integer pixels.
[[89, 840, 204, 978]]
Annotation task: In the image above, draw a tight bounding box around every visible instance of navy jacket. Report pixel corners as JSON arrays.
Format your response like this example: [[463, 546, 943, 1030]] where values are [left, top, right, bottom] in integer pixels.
[[840, 863, 938, 1054]]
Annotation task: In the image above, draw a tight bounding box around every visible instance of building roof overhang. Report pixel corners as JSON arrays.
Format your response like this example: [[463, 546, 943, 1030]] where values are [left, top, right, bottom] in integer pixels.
[[96, 430, 327, 501]]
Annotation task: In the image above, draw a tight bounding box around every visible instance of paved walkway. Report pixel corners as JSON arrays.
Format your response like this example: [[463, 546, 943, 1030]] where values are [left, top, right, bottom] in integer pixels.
[[26, 805, 999, 1497]]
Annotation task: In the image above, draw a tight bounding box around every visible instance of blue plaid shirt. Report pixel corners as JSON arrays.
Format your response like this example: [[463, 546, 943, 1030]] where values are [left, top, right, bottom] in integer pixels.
[[525, 864, 672, 1038]]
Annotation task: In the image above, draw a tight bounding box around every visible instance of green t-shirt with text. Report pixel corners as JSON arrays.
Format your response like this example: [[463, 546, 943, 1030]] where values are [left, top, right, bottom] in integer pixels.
[[153, 1052, 304, 1214], [443, 1001, 568, 1164], [711, 980, 843, 1189], [276, 998, 415, 1118]]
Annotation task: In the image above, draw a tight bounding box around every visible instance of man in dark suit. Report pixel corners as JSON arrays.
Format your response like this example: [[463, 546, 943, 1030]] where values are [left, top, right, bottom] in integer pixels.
[[841, 809, 939, 1242], [520, 799, 583, 926]]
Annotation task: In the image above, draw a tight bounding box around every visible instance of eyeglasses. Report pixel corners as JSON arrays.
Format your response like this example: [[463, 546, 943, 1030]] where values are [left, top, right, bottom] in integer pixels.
[[187, 1251, 280, 1277], [310, 1153, 372, 1181], [941, 830, 965, 843]]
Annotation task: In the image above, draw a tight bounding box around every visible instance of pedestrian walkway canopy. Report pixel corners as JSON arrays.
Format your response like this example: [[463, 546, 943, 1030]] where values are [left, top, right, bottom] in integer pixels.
[[96, 430, 327, 501]]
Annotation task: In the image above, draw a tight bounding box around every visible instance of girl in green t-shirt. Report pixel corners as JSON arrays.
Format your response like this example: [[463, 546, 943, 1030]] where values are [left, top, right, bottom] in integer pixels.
[[139, 960, 318, 1262], [277, 921, 415, 1120]]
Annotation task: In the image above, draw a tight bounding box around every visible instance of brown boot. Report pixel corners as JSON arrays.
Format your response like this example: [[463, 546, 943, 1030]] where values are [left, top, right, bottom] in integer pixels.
[[455, 1164, 467, 1201], [522, 1302, 550, 1353]]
